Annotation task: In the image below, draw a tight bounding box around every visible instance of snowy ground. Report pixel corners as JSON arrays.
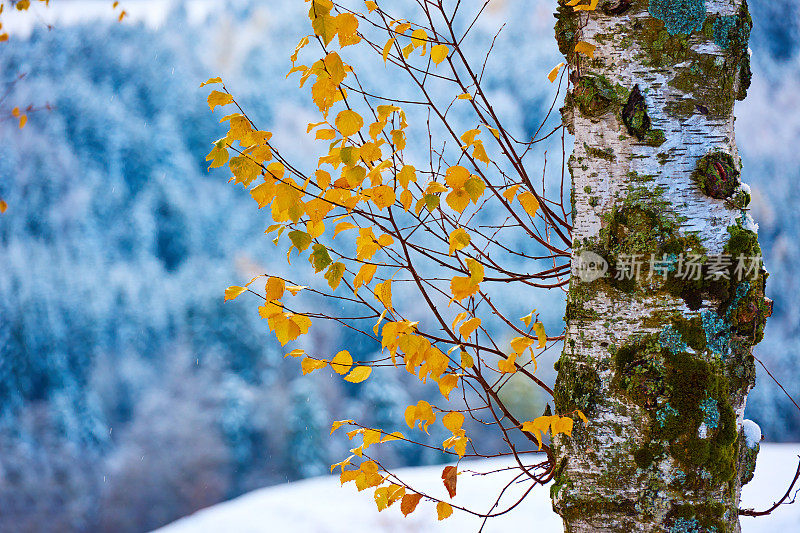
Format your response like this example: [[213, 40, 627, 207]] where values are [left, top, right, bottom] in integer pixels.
[[156, 444, 800, 533]]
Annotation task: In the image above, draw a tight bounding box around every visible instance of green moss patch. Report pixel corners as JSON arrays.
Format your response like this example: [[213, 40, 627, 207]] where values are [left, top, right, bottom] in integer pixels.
[[691, 152, 740, 200]]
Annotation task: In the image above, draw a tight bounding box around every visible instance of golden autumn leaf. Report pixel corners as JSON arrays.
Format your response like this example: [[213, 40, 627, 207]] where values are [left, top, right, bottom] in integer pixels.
[[370, 185, 396, 210], [381, 431, 405, 443], [502, 184, 521, 203], [518, 191, 540, 217], [301, 357, 329, 375], [330, 350, 353, 375], [497, 353, 518, 374], [224, 286, 247, 301], [365, 0, 378, 12], [574, 40, 596, 58], [207, 90, 233, 111], [336, 12, 360, 47], [265, 276, 286, 301], [344, 365, 372, 383], [441, 466, 458, 498], [458, 317, 481, 340], [285, 349, 305, 358], [437, 374, 459, 400], [330, 419, 355, 435], [382, 38, 395, 63], [0, 199, 7, 214], [568, 0, 600, 10], [374, 279, 393, 310], [532, 321, 547, 349], [200, 77, 222, 87], [437, 501, 453, 520], [431, 44, 449, 65], [548, 62, 565, 83], [336, 109, 364, 137], [552, 416, 574, 437], [442, 411, 464, 433]]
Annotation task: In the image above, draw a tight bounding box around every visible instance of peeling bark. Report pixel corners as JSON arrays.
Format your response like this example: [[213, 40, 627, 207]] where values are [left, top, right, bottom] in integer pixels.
[[551, 1, 768, 531]]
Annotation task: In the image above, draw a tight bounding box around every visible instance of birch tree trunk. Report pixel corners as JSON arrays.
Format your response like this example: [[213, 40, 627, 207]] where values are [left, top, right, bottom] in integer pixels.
[[550, 1, 770, 531]]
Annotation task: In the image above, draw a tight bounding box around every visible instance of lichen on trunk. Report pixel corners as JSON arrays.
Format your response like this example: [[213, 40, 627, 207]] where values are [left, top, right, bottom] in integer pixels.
[[551, 1, 768, 531]]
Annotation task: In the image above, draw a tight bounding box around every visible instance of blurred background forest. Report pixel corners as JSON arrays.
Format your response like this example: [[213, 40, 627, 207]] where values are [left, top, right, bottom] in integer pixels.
[[0, 0, 799, 531]]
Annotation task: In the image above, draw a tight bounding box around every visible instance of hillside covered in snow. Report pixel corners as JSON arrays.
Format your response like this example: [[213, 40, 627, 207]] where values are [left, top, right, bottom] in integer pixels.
[[157, 444, 800, 533]]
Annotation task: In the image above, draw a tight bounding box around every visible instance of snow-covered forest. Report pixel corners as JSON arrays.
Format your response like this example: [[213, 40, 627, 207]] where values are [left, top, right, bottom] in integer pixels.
[[0, 0, 799, 531]]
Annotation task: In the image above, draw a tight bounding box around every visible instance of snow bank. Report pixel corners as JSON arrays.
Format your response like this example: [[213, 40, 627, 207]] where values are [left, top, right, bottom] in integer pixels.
[[155, 444, 800, 533]]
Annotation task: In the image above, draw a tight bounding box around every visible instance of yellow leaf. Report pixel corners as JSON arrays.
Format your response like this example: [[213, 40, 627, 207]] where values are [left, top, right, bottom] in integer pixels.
[[401, 493, 423, 517], [458, 317, 481, 340], [374, 279, 393, 310], [510, 336, 535, 356], [547, 62, 565, 83], [437, 502, 453, 520], [445, 189, 470, 213], [575, 40, 596, 58], [354, 263, 378, 294], [518, 191, 540, 217], [457, 93, 472, 100], [460, 351, 474, 369], [334, 221, 357, 239], [431, 44, 449, 65], [265, 276, 286, 301], [266, 161, 286, 180], [442, 411, 464, 433], [438, 374, 459, 400], [331, 420, 355, 435], [331, 350, 353, 375], [316, 169, 332, 189], [224, 286, 247, 301], [520, 310, 536, 328], [207, 90, 233, 112], [577, 410, 589, 425], [394, 22, 412, 35], [426, 181, 449, 194], [466, 258, 484, 284], [445, 165, 470, 189], [301, 357, 329, 375], [336, 109, 364, 137], [502, 184, 521, 203], [382, 38, 395, 63], [0, 200, 7, 214], [200, 77, 222, 88], [571, 0, 599, 11], [381, 431, 404, 443], [552, 416, 574, 437], [397, 165, 417, 189], [370, 185, 396, 210], [336, 12, 360, 47], [472, 142, 490, 165], [286, 285, 306, 296], [405, 400, 436, 432], [532, 321, 547, 349], [18, 115, 27, 129], [400, 189, 413, 211], [365, 0, 378, 12], [285, 349, 305, 358], [449, 276, 475, 302], [497, 353, 517, 374], [316, 128, 337, 140], [344, 365, 372, 383]]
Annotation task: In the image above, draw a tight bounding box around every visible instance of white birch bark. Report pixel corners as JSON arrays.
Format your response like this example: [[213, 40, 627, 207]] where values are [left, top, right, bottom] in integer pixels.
[[550, 1, 768, 531]]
